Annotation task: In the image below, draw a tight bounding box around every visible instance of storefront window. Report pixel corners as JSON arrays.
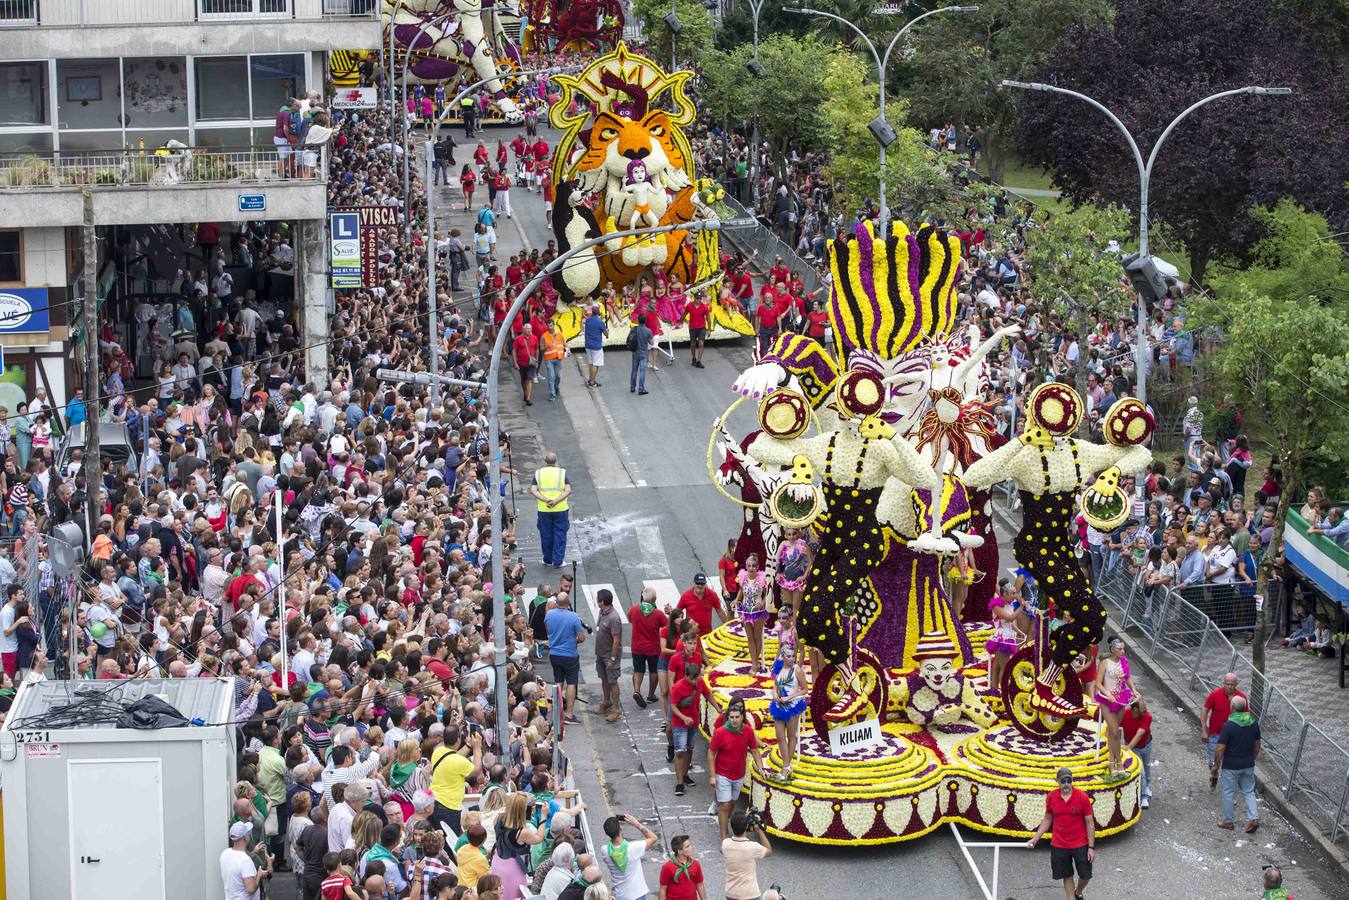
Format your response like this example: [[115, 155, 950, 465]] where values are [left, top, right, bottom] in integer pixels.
[[195, 56, 250, 121], [250, 54, 305, 120], [123, 58, 188, 129], [0, 62, 48, 126], [0, 132, 54, 154]]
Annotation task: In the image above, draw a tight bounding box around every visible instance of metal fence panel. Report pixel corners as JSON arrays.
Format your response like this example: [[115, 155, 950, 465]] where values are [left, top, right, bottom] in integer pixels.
[[1094, 565, 1349, 844]]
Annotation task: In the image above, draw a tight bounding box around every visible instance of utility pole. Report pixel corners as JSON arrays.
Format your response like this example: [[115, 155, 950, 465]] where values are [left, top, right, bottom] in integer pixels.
[[80, 189, 100, 548]]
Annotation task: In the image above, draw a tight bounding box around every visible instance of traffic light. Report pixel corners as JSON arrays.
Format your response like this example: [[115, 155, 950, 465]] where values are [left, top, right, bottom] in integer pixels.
[[1121, 252, 1169, 310]]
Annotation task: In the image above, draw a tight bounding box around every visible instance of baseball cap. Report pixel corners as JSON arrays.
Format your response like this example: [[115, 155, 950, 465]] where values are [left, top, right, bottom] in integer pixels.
[[229, 821, 252, 841], [1055, 767, 1074, 785], [693, 573, 707, 585]]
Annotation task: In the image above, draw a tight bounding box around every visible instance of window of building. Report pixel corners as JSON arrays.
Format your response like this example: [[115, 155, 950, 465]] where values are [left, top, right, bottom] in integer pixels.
[[194, 56, 250, 121], [0, 62, 48, 126], [123, 58, 188, 128], [0, 231, 22, 285], [250, 55, 305, 121], [56, 59, 123, 130]]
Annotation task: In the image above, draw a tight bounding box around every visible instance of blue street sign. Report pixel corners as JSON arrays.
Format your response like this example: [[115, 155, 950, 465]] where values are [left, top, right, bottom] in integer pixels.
[[238, 194, 266, 212], [0, 288, 51, 333]]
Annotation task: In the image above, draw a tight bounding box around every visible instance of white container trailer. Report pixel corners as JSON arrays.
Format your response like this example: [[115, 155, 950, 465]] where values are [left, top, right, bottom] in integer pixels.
[[0, 678, 237, 900]]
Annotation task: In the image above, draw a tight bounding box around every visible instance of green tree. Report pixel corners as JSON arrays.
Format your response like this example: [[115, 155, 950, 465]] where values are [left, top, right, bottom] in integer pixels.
[[632, 0, 716, 67], [896, 0, 1113, 183], [1191, 283, 1349, 671], [1021, 203, 1132, 421], [1213, 200, 1349, 311], [820, 52, 952, 219], [714, 1, 811, 51]]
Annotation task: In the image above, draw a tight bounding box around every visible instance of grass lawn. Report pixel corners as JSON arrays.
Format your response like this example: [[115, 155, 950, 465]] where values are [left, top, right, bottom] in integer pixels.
[[997, 154, 1058, 193]]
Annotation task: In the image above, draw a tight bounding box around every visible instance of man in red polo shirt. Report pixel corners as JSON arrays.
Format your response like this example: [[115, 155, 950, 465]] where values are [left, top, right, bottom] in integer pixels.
[[685, 292, 711, 368], [512, 324, 539, 406], [1202, 672, 1245, 769], [1122, 695, 1153, 809], [708, 705, 764, 842], [677, 574, 725, 636], [1027, 767, 1095, 900]]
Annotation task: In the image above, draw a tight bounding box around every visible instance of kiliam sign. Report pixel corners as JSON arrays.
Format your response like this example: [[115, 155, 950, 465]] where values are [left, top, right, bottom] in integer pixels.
[[827, 718, 883, 757], [0, 288, 51, 334]]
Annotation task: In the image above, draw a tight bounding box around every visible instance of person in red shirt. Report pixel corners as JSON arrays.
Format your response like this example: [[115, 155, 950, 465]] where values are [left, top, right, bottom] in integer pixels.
[[677, 575, 725, 636], [668, 661, 711, 796], [1026, 767, 1095, 900], [806, 299, 829, 343], [628, 586, 668, 708], [754, 293, 781, 355], [509, 134, 526, 159], [1122, 695, 1153, 808], [685, 291, 711, 368], [512, 324, 539, 406], [658, 834, 705, 900], [768, 257, 789, 286], [708, 704, 764, 841], [531, 137, 549, 163], [495, 139, 507, 165], [473, 140, 489, 166], [1203, 672, 1244, 768]]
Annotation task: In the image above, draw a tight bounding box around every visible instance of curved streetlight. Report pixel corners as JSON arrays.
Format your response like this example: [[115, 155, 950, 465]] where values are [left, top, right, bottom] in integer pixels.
[[784, 4, 978, 238], [999, 80, 1291, 409], [484, 216, 745, 744]]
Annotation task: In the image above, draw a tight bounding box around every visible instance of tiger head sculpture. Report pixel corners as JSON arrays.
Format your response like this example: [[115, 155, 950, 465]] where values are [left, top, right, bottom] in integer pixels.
[[573, 72, 692, 224]]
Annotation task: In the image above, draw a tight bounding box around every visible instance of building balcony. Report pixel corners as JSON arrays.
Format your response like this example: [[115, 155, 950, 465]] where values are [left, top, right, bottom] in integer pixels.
[[0, 0, 380, 58], [0, 144, 328, 226]]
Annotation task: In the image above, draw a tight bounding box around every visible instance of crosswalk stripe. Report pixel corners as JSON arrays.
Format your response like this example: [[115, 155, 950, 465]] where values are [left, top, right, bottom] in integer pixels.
[[580, 583, 614, 624], [579, 577, 726, 626]]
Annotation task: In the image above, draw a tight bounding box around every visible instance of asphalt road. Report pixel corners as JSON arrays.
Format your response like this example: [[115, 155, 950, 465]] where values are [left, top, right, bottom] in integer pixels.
[[447, 130, 1349, 900]]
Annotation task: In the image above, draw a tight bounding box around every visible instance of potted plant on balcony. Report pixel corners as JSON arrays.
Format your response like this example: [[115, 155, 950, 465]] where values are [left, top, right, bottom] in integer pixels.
[[4, 156, 54, 187]]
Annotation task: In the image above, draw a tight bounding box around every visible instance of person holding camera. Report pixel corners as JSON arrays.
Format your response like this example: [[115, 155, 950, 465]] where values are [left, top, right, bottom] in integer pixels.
[[600, 813, 659, 900], [723, 810, 772, 900]]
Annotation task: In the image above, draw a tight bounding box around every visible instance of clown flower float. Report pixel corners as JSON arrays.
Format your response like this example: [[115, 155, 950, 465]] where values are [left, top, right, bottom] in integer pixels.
[[697, 220, 1153, 847]]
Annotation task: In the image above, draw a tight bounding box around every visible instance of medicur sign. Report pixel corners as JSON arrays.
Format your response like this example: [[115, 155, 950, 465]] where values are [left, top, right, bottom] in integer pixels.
[[828, 718, 883, 756], [0, 288, 51, 334]]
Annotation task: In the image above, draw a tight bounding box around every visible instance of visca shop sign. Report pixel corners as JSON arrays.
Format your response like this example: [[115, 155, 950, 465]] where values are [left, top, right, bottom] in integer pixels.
[[0, 288, 51, 334]]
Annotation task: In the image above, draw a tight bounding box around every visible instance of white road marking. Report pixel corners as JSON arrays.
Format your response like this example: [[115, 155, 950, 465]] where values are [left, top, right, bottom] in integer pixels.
[[645, 577, 681, 608], [580, 582, 614, 624], [635, 525, 670, 578]]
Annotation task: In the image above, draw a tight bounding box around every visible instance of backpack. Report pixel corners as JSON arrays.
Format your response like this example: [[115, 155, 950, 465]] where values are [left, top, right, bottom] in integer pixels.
[[625, 328, 638, 351]]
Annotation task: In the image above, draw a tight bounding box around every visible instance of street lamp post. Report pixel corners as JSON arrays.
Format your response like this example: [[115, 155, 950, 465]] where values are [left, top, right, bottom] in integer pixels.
[[401, 12, 456, 239], [745, 0, 766, 210], [485, 218, 728, 748], [999, 81, 1291, 411], [784, 5, 978, 239]]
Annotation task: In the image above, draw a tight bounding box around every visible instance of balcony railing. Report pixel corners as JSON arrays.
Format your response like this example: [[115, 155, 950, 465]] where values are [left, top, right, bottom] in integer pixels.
[[0, 0, 375, 26], [0, 145, 328, 189]]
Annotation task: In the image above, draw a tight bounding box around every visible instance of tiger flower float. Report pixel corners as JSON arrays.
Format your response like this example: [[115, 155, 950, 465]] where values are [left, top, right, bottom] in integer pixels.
[[548, 44, 708, 298]]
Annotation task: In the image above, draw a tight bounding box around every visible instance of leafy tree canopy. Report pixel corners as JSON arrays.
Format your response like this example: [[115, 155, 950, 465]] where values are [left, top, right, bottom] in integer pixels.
[[633, 0, 716, 67], [1012, 0, 1349, 285]]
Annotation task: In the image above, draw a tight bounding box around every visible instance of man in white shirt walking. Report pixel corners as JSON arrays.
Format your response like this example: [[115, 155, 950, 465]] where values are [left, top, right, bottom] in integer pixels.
[[221, 820, 269, 900]]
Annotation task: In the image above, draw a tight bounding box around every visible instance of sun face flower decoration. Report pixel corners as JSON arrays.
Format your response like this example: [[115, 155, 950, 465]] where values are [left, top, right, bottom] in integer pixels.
[[1102, 398, 1155, 447], [836, 369, 886, 420], [1027, 382, 1082, 436], [759, 388, 811, 440]]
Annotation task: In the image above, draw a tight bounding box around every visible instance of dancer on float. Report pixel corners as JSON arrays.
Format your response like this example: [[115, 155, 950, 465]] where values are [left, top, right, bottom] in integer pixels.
[[768, 641, 809, 781], [984, 577, 1028, 694], [775, 527, 811, 617], [733, 553, 771, 674], [1095, 636, 1137, 778], [961, 385, 1152, 719]]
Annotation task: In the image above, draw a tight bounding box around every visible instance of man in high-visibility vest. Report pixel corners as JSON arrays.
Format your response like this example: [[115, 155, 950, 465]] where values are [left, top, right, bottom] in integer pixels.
[[530, 452, 572, 567], [541, 320, 568, 402]]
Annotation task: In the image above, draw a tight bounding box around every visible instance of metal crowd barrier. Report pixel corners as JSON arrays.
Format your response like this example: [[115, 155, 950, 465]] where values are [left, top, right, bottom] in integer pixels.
[[1095, 566, 1349, 844]]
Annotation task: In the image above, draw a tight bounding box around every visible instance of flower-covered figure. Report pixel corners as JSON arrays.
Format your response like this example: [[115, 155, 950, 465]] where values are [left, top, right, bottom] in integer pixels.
[[961, 386, 1153, 719]]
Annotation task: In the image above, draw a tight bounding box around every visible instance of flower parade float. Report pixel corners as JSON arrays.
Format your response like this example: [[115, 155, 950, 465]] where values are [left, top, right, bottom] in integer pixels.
[[520, 0, 624, 55], [544, 44, 754, 347], [702, 220, 1154, 845], [384, 0, 526, 122]]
